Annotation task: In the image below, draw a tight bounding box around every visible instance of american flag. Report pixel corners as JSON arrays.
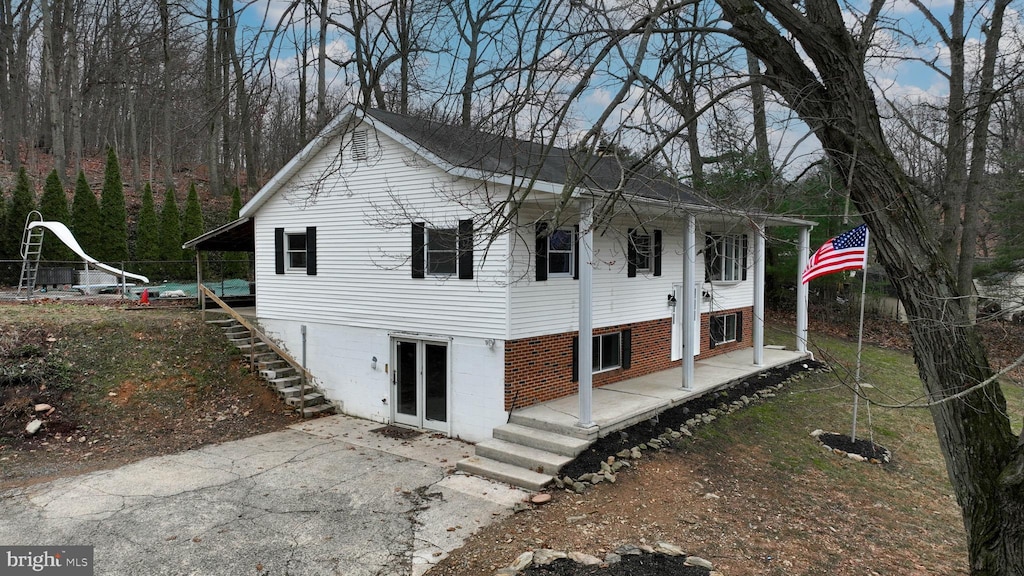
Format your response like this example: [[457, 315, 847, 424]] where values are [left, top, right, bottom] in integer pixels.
[[801, 224, 869, 284]]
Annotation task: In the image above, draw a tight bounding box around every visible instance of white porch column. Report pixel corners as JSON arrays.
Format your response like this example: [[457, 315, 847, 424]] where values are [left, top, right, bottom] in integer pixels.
[[796, 227, 810, 353], [681, 214, 695, 389], [752, 222, 765, 366], [577, 197, 595, 428]]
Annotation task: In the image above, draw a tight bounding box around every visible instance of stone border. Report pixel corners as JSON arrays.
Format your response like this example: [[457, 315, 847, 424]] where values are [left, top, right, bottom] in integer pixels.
[[552, 369, 813, 493], [810, 430, 892, 464], [494, 543, 720, 575]]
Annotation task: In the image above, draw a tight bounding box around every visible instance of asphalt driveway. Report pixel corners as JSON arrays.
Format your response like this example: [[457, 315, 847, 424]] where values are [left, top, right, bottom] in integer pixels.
[[0, 415, 528, 575]]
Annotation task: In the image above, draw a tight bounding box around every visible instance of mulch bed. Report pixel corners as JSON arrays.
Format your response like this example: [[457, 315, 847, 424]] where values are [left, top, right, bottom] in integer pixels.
[[819, 432, 891, 462], [559, 360, 823, 478]]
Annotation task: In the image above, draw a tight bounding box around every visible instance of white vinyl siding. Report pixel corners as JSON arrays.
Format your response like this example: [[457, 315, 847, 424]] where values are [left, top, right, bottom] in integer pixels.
[[253, 127, 508, 339], [509, 209, 753, 339]]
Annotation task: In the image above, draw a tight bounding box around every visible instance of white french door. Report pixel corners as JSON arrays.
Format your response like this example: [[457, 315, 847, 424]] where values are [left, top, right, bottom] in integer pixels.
[[392, 338, 449, 432]]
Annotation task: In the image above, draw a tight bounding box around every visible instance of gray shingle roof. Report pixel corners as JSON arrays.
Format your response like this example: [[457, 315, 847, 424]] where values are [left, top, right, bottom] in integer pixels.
[[365, 109, 707, 207]]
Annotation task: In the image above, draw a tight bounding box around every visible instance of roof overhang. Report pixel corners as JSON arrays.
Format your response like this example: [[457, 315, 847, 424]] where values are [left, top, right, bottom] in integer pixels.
[[183, 217, 254, 251]]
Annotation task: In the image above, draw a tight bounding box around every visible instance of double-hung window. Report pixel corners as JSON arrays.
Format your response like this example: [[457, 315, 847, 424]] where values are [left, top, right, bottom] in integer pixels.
[[705, 234, 746, 282], [425, 227, 458, 275], [535, 223, 577, 281], [286, 233, 307, 270], [411, 220, 474, 279], [627, 228, 662, 277], [547, 228, 575, 276], [275, 227, 317, 276]]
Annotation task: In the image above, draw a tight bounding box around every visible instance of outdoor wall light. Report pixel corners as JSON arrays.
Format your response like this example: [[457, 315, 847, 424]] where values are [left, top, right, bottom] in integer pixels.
[[484, 338, 495, 348], [667, 294, 677, 307], [371, 356, 378, 370]]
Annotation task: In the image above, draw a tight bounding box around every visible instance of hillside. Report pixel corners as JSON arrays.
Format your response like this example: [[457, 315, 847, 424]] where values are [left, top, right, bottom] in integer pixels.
[[0, 302, 295, 488]]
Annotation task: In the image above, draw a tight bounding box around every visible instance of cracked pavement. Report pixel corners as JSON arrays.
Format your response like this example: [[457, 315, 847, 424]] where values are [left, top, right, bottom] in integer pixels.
[[0, 415, 528, 575]]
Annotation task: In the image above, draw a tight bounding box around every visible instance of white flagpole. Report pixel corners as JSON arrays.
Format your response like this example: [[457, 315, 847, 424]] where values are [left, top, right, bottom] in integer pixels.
[[851, 228, 870, 441]]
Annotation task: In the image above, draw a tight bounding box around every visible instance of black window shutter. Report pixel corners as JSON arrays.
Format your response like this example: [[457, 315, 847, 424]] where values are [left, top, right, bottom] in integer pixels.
[[458, 219, 474, 280], [274, 228, 285, 275], [573, 224, 580, 280], [653, 230, 662, 277], [741, 234, 749, 281], [535, 222, 548, 282], [704, 234, 714, 282], [627, 228, 637, 278], [571, 336, 579, 382], [621, 329, 632, 370], [305, 226, 317, 276], [411, 222, 425, 278], [736, 311, 744, 342]]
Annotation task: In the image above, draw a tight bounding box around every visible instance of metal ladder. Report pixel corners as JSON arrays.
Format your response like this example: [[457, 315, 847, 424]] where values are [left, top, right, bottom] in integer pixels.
[[16, 211, 44, 300]]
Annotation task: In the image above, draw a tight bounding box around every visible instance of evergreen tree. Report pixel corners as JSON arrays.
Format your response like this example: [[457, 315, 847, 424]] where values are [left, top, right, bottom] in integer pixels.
[[71, 171, 102, 258], [181, 182, 204, 245], [98, 147, 129, 263], [39, 170, 74, 261], [180, 182, 205, 280], [3, 168, 37, 259], [158, 186, 184, 278], [223, 186, 249, 279], [134, 183, 161, 278]]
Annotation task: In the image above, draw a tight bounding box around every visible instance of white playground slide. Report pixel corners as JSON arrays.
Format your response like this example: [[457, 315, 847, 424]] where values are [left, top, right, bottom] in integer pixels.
[[28, 220, 150, 284]]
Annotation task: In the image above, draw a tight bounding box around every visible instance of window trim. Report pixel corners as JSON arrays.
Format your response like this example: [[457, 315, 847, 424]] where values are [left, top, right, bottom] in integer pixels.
[[286, 232, 308, 271], [425, 226, 458, 276], [547, 227, 576, 277]]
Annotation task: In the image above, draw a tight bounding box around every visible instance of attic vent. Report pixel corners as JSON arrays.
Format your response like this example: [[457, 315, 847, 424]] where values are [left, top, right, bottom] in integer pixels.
[[351, 130, 368, 161]]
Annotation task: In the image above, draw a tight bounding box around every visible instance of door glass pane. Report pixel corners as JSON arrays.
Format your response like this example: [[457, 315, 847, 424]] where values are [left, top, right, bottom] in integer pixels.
[[424, 344, 447, 422], [397, 341, 417, 416]]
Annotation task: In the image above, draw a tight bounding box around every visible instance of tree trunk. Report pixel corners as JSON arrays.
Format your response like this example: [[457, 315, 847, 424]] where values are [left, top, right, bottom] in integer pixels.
[[205, 0, 220, 195], [41, 0, 66, 178], [317, 0, 328, 128], [716, 0, 1024, 572], [158, 0, 174, 188], [66, 0, 81, 175]]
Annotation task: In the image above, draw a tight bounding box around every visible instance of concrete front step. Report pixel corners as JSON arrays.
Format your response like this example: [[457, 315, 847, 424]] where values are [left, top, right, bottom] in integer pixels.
[[474, 438, 573, 476], [492, 423, 591, 458], [508, 413, 601, 441], [456, 456, 553, 492]]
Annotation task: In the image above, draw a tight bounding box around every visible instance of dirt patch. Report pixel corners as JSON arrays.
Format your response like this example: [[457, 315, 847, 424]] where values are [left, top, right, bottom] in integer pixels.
[[0, 302, 298, 489]]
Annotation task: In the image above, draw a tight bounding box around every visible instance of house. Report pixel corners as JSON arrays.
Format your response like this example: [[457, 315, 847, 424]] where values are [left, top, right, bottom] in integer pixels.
[[199, 106, 816, 444]]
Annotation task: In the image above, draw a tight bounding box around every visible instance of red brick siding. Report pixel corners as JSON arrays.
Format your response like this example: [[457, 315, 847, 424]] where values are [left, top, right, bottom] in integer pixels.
[[503, 306, 753, 411]]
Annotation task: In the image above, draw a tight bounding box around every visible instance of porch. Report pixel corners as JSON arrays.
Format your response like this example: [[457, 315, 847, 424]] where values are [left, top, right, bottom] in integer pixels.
[[509, 346, 810, 442]]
